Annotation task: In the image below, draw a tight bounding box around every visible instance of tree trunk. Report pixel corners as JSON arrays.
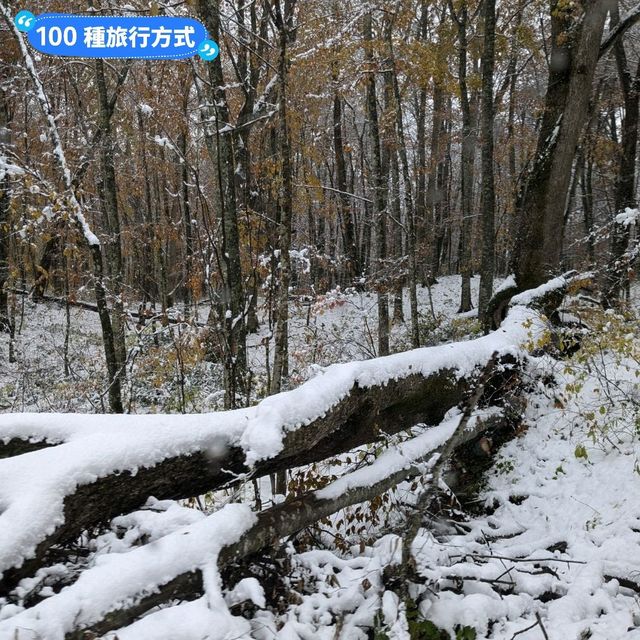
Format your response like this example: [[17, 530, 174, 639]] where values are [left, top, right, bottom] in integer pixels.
[[427, 83, 446, 284], [451, 1, 477, 314], [95, 59, 127, 411], [478, 0, 496, 328], [363, 12, 390, 356], [197, 0, 247, 407], [0, 83, 11, 333], [512, 1, 609, 292], [68, 402, 510, 639], [179, 87, 194, 316], [381, 20, 404, 326], [333, 74, 358, 285], [387, 23, 420, 346], [414, 0, 429, 282], [270, 0, 297, 394], [579, 150, 596, 264]]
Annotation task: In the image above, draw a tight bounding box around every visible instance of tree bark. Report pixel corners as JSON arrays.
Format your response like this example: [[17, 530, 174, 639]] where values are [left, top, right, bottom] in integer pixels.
[[0, 81, 11, 333], [270, 0, 297, 394], [197, 0, 248, 407], [450, 1, 477, 315], [178, 84, 194, 316], [95, 59, 127, 412], [427, 82, 446, 284], [578, 149, 596, 264], [364, 12, 390, 356], [0, 362, 472, 596], [386, 22, 420, 346], [478, 0, 496, 328], [333, 70, 359, 285], [512, 1, 609, 292]]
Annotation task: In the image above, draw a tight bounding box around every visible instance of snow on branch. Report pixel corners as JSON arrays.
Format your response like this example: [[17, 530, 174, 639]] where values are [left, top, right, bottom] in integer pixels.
[[0, 2, 100, 248], [0, 278, 572, 599], [0, 276, 573, 636], [0, 503, 256, 639]]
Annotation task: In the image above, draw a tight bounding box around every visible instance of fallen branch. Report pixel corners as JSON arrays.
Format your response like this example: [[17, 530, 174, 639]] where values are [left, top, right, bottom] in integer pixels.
[[9, 288, 207, 327], [0, 408, 508, 639]]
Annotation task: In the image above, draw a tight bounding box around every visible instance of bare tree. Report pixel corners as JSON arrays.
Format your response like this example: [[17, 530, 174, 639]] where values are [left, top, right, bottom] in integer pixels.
[[270, 0, 298, 394], [0, 73, 11, 334], [364, 11, 390, 357]]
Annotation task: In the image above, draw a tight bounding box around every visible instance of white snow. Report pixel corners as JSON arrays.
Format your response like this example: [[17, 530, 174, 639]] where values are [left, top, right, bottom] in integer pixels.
[[0, 503, 256, 639], [0, 156, 24, 181], [317, 409, 501, 500], [0, 291, 551, 581], [616, 207, 639, 227], [412, 351, 640, 639], [510, 274, 568, 307], [2, 269, 630, 639]]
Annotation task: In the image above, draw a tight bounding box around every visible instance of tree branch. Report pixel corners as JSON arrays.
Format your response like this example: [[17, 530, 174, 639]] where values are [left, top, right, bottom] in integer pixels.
[[599, 1, 640, 59]]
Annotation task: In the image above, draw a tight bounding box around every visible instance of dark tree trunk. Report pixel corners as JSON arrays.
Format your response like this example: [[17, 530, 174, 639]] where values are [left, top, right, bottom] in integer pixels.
[[450, 1, 477, 314], [136, 107, 157, 304], [178, 87, 194, 316], [415, 87, 428, 278], [478, 0, 496, 328], [96, 59, 127, 410], [386, 23, 420, 346], [198, 0, 248, 407], [426, 83, 445, 284], [381, 19, 404, 326], [512, 1, 609, 292], [363, 12, 390, 356], [579, 150, 596, 264], [0, 82, 11, 334], [270, 0, 297, 394], [333, 79, 358, 285]]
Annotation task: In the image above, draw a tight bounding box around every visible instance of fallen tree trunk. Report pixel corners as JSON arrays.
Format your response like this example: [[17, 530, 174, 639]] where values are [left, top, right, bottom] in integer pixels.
[[8, 404, 511, 639], [0, 278, 570, 600], [0, 367, 470, 596], [9, 287, 207, 327]]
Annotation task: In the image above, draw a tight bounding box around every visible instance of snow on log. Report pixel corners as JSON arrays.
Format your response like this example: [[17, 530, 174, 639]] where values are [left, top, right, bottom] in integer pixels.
[[0, 278, 569, 600], [0, 409, 503, 639]]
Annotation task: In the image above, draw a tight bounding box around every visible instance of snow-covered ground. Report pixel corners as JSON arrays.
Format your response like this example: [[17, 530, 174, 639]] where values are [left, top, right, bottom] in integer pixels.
[[0, 276, 486, 413], [1, 277, 639, 639]]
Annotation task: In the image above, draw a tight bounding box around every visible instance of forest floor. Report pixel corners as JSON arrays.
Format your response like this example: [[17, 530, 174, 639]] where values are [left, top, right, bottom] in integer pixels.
[[0, 278, 639, 639], [0, 275, 487, 414]]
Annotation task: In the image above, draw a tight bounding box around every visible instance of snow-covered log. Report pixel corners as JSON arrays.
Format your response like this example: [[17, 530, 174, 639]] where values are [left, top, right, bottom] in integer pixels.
[[1, 407, 507, 639], [0, 278, 570, 605]]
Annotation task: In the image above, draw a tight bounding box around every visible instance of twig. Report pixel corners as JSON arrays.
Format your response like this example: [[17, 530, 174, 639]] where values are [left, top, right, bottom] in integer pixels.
[[510, 619, 539, 640], [401, 353, 501, 567], [458, 553, 586, 565], [536, 612, 550, 640]]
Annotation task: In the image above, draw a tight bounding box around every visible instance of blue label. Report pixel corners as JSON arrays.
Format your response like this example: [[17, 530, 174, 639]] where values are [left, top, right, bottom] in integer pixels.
[[26, 14, 212, 60], [197, 39, 219, 61], [15, 10, 36, 32]]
